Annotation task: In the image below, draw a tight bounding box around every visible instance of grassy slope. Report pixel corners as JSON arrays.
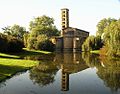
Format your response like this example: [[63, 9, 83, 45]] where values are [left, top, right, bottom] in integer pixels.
[[90, 50, 100, 54], [0, 48, 51, 81]]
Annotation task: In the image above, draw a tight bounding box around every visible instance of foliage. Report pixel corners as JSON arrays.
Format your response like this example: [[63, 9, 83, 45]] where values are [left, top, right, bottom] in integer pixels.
[[23, 33, 30, 47], [96, 18, 117, 37], [37, 39, 55, 52], [27, 15, 59, 51], [83, 17, 120, 57], [2, 24, 27, 40], [0, 33, 24, 53], [82, 35, 103, 51], [101, 19, 120, 56], [0, 34, 7, 52], [29, 15, 59, 37], [97, 56, 120, 91], [82, 52, 120, 91], [7, 36, 24, 52], [30, 62, 58, 87], [27, 34, 55, 51]]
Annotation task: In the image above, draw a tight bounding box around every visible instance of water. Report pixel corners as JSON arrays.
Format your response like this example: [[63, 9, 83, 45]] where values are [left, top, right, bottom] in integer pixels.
[[0, 52, 120, 94]]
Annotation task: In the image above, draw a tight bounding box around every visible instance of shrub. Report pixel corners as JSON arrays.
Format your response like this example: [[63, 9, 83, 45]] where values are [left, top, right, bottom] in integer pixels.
[[82, 36, 103, 51], [7, 37, 24, 52], [27, 34, 55, 52], [0, 34, 24, 53], [0, 34, 7, 52], [37, 39, 55, 52]]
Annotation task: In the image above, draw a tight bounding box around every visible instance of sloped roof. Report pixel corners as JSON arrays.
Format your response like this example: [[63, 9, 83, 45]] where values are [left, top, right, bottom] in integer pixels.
[[63, 27, 89, 34]]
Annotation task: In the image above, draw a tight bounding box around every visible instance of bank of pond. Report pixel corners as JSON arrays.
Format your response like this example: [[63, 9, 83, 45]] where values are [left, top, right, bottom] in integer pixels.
[[0, 49, 51, 81]]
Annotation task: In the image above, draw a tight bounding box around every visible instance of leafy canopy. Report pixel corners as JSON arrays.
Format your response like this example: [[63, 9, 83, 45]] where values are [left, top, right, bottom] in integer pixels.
[[29, 15, 59, 37]]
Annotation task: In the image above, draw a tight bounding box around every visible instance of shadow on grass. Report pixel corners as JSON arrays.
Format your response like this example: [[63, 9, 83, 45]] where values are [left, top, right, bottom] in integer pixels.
[[17, 49, 47, 56], [0, 49, 52, 60]]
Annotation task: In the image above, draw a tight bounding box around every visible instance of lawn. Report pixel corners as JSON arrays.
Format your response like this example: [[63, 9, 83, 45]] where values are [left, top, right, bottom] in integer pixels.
[[0, 48, 51, 82], [90, 50, 100, 54]]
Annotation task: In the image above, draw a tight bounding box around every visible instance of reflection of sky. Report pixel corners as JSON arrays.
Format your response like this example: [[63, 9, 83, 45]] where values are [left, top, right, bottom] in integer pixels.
[[0, 68, 119, 94], [0, 52, 120, 94]]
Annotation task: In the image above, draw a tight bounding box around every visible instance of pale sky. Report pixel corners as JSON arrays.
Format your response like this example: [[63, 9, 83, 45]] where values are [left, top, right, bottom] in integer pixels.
[[0, 0, 120, 35]]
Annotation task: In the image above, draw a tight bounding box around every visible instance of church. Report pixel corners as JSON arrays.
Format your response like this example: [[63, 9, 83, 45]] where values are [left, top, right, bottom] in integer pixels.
[[54, 8, 89, 52]]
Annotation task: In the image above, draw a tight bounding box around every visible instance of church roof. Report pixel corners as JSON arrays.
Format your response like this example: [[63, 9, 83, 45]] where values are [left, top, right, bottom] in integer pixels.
[[63, 27, 89, 34]]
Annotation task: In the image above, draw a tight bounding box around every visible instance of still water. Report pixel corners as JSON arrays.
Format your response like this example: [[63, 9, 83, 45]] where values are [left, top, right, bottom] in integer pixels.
[[0, 52, 120, 94]]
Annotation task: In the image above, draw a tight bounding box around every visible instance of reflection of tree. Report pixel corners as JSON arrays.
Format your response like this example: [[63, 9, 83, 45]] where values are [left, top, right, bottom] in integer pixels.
[[29, 62, 58, 87], [97, 57, 120, 92], [82, 53, 120, 92], [82, 52, 101, 67], [24, 54, 55, 62]]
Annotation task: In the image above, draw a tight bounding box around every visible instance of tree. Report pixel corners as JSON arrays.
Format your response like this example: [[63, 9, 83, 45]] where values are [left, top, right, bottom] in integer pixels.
[[2, 26, 11, 35], [0, 33, 24, 53], [102, 20, 120, 56], [0, 33, 7, 52], [82, 35, 103, 51], [30, 62, 58, 87], [27, 15, 59, 51], [29, 15, 59, 37], [96, 18, 117, 37], [2, 24, 26, 40], [23, 33, 30, 47]]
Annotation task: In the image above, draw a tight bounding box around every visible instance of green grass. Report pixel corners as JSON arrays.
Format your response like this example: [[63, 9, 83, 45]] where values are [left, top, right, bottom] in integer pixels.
[[0, 53, 20, 59], [90, 50, 100, 54], [0, 48, 51, 82], [0, 48, 51, 58], [0, 58, 39, 81]]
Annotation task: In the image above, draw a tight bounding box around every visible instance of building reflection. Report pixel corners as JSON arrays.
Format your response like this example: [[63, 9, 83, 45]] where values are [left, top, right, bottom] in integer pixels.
[[55, 52, 89, 91], [27, 52, 120, 92], [61, 65, 69, 91]]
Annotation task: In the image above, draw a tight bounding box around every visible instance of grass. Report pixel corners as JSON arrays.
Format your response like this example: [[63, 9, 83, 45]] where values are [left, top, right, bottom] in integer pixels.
[[90, 50, 100, 54], [0, 48, 51, 82], [0, 48, 51, 58], [0, 58, 39, 81]]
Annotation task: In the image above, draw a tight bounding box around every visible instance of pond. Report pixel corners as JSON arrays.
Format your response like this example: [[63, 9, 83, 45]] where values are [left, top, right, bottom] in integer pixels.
[[0, 52, 120, 94]]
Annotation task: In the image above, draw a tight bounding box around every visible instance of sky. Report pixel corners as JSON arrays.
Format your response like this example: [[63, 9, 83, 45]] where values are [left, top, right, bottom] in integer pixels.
[[0, 0, 120, 35]]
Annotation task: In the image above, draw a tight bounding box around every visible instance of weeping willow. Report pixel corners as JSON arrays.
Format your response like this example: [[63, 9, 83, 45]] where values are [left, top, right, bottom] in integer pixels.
[[103, 20, 120, 56]]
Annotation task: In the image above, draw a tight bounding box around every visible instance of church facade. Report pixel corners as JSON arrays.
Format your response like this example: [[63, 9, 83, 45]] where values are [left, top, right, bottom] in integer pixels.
[[55, 8, 89, 52]]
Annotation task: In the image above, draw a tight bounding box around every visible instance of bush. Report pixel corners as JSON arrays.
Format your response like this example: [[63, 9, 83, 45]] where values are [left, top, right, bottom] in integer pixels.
[[37, 39, 55, 52], [0, 34, 24, 53], [27, 37, 37, 50], [0, 34, 7, 52], [7, 37, 24, 52], [23, 33, 30, 48], [82, 35, 103, 51], [27, 34, 55, 52], [82, 36, 95, 51]]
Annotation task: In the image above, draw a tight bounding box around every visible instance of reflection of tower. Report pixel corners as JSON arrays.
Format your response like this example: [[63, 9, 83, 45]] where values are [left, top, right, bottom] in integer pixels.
[[61, 65, 69, 91], [61, 8, 69, 36]]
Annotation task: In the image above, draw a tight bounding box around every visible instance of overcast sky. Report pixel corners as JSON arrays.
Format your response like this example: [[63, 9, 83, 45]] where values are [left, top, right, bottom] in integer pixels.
[[0, 0, 120, 35]]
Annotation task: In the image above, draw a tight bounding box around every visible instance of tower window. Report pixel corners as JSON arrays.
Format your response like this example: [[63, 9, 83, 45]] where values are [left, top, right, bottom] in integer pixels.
[[62, 18, 65, 21], [63, 15, 65, 17], [62, 22, 65, 24], [63, 11, 65, 13], [62, 26, 65, 28]]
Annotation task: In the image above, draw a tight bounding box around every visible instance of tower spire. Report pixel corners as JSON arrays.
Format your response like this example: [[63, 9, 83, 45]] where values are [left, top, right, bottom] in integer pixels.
[[61, 8, 69, 36]]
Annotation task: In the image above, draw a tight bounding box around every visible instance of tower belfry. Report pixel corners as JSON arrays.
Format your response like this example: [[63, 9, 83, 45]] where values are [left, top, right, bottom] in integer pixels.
[[54, 8, 89, 52], [61, 8, 69, 35]]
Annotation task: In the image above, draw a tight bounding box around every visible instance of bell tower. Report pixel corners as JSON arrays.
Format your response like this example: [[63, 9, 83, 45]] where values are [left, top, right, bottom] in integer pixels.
[[61, 8, 69, 36]]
